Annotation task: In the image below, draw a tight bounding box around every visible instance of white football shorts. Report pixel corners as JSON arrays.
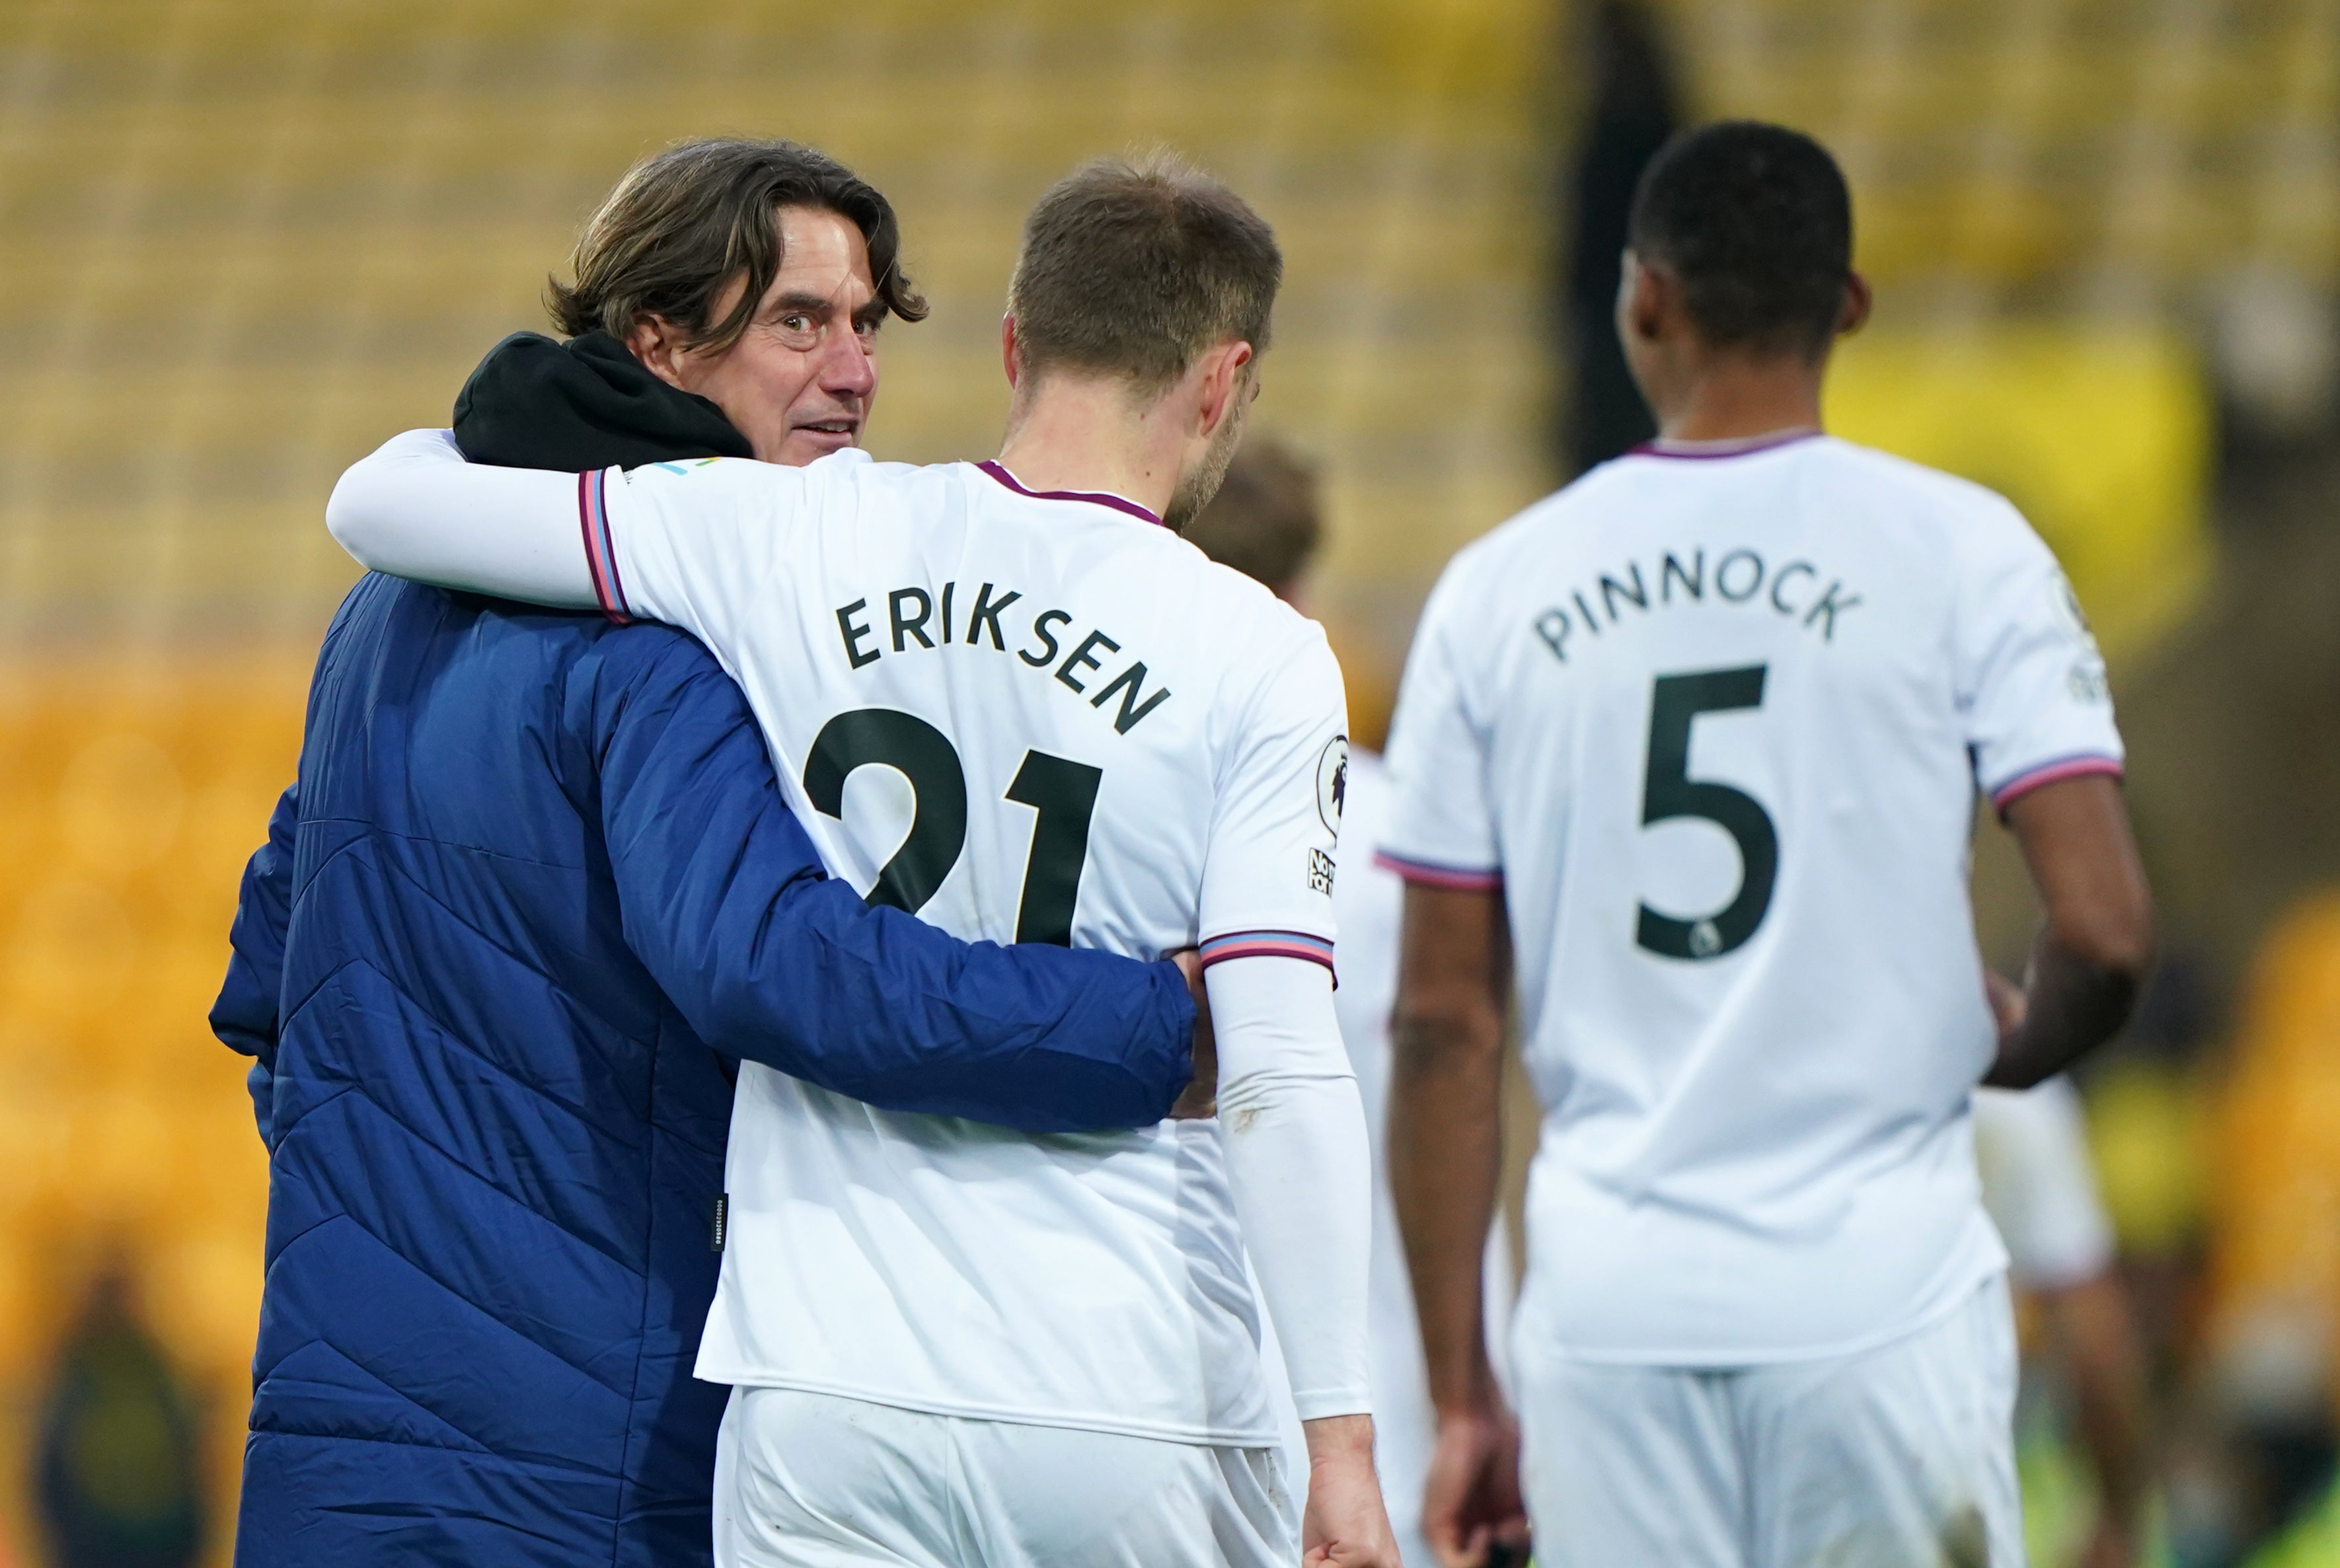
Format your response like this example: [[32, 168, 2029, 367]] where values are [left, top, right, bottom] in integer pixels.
[[712, 1386, 1299, 1568], [1517, 1272, 2023, 1568]]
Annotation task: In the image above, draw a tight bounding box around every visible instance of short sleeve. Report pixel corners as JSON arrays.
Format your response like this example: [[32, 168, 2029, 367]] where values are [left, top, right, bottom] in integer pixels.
[[1955, 505, 2125, 811], [597, 452, 823, 646], [1377, 562, 1502, 889], [1197, 626, 1347, 975]]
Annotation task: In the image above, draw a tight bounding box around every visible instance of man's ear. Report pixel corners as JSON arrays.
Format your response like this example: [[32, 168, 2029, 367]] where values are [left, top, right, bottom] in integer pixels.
[[1838, 270, 1873, 338], [1193, 340, 1254, 437], [1001, 315, 1023, 391], [1618, 251, 1670, 346], [626, 315, 689, 391]]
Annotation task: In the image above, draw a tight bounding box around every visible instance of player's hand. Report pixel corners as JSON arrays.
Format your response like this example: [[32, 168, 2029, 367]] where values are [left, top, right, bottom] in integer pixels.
[[1985, 969, 2028, 1043], [1168, 949, 1218, 1119], [1299, 1415, 1402, 1567], [1421, 1404, 1530, 1568]]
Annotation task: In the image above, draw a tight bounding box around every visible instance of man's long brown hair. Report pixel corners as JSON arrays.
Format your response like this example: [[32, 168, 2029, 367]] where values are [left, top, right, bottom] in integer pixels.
[[550, 137, 928, 352]]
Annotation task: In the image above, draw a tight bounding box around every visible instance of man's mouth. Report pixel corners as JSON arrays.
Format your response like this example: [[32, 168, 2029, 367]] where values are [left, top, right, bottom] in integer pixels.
[[795, 419, 859, 442]]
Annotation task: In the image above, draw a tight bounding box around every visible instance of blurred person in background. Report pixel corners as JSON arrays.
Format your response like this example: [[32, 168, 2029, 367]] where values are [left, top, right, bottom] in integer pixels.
[[2199, 897, 2340, 1565], [211, 138, 1213, 1568], [1975, 1080, 2154, 1567], [33, 1259, 206, 1568], [1557, 0, 1679, 476], [1186, 439, 1517, 1568], [1382, 121, 2154, 1568]]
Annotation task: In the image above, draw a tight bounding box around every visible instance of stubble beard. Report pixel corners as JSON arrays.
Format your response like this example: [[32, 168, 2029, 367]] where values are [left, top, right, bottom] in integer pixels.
[[1162, 410, 1246, 533]]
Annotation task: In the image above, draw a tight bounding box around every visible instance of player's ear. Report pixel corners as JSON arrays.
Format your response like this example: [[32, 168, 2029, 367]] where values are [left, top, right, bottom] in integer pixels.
[[1616, 250, 1666, 345], [1837, 271, 1873, 339], [627, 314, 689, 391], [1001, 314, 1024, 391], [1195, 341, 1254, 437]]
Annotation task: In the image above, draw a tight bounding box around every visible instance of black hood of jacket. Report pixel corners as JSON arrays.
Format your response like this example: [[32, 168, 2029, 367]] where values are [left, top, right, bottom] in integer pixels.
[[451, 330, 753, 470]]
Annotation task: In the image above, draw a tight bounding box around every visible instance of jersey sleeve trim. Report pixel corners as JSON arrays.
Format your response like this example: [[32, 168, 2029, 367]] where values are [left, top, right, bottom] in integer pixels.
[[1373, 848, 1503, 891], [578, 468, 632, 624], [1988, 753, 2124, 811], [1199, 930, 1336, 975]]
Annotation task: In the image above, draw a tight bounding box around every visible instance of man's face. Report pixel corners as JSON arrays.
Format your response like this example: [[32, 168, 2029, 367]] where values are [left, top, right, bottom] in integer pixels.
[[658, 205, 885, 467]]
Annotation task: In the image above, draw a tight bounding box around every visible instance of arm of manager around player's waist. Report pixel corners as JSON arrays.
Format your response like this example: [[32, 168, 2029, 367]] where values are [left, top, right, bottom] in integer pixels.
[[600, 642, 1196, 1134]]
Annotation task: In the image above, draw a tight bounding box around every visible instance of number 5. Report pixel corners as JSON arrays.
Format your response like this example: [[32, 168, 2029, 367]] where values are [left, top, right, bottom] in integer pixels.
[[1636, 665, 1778, 961]]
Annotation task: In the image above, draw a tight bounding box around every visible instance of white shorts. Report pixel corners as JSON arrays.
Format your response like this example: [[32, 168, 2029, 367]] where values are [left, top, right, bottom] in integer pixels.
[[713, 1386, 1299, 1568], [1517, 1273, 2024, 1568]]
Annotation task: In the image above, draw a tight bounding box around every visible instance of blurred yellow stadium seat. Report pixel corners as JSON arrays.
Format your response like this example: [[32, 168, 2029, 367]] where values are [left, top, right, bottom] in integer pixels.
[[0, 661, 299, 1562], [2206, 895, 2340, 1411], [1657, 0, 2338, 305], [1825, 326, 2214, 659]]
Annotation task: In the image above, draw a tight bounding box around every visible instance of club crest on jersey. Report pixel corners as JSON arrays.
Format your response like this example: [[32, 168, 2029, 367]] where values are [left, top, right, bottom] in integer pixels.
[[1316, 736, 1349, 836]]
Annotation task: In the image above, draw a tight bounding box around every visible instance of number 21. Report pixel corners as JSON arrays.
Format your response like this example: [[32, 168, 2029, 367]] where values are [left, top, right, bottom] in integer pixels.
[[802, 708, 1102, 946]]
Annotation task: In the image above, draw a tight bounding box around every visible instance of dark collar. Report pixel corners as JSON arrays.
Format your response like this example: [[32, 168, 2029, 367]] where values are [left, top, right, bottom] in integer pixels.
[[451, 330, 753, 470]]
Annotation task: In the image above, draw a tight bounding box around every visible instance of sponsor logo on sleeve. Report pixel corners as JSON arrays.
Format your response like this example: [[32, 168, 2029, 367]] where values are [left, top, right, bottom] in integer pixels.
[[2049, 572, 2111, 704], [2051, 570, 2099, 646]]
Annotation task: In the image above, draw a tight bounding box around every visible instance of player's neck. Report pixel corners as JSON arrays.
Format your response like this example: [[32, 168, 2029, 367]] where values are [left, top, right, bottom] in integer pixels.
[[995, 377, 1182, 520], [1653, 351, 1828, 445]]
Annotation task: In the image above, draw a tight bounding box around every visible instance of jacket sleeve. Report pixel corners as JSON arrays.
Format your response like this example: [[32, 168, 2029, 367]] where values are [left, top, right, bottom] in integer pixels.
[[210, 781, 299, 1148], [595, 636, 1196, 1133]]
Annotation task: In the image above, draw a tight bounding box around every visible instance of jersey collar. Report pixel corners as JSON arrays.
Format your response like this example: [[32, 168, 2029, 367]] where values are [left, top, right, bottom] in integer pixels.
[[1630, 427, 1822, 461], [977, 460, 1164, 527]]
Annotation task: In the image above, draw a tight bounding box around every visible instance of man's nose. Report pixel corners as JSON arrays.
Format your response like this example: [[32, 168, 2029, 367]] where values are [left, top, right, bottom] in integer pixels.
[[821, 332, 877, 400]]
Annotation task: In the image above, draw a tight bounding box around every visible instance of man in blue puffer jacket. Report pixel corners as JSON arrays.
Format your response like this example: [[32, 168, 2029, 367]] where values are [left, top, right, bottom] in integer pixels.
[[210, 139, 1206, 1567]]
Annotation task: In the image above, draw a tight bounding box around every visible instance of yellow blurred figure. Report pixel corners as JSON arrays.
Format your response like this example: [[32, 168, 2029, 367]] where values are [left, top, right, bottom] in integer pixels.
[[2207, 895, 2340, 1422]]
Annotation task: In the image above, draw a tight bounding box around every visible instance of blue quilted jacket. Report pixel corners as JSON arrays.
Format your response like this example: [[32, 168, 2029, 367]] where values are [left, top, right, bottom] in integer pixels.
[[211, 573, 1194, 1567]]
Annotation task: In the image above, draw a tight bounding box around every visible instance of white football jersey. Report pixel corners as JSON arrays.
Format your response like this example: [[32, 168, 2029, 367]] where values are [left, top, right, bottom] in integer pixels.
[[586, 449, 1346, 1444], [1380, 432, 2123, 1364]]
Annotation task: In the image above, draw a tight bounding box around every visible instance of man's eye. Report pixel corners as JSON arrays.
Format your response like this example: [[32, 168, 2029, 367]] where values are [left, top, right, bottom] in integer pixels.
[[778, 314, 812, 333]]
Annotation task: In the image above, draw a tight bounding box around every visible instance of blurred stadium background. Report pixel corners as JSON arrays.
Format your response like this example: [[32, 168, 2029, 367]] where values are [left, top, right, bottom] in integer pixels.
[[0, 0, 2333, 1563]]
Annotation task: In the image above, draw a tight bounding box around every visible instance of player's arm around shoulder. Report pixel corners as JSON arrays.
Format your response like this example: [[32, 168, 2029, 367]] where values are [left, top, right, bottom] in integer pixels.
[[324, 431, 832, 638], [592, 449, 848, 638], [326, 428, 601, 607]]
